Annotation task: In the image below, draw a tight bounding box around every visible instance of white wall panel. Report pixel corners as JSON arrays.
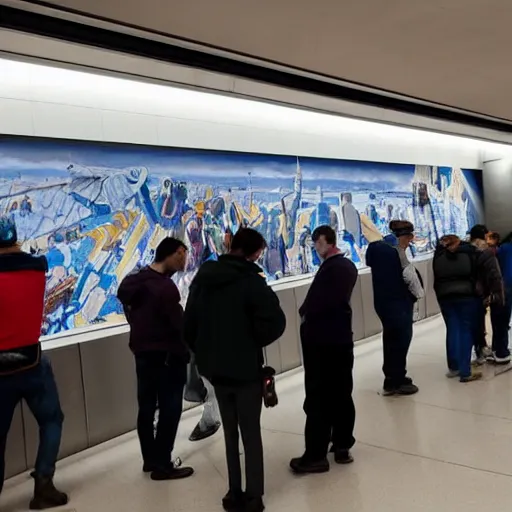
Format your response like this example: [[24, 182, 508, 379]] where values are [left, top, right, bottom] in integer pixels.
[[0, 98, 34, 136]]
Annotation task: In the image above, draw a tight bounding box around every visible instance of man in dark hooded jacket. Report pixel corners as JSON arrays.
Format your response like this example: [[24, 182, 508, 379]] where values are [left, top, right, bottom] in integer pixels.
[[434, 234, 504, 382], [184, 228, 286, 512]]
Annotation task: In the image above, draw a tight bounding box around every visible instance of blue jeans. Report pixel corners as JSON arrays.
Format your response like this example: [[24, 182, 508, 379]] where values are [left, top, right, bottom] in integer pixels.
[[490, 289, 512, 358], [0, 356, 64, 492], [135, 353, 187, 467], [440, 298, 480, 378]]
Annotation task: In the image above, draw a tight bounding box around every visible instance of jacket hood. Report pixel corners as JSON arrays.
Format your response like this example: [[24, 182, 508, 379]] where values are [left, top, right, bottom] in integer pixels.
[[118, 266, 168, 304], [192, 255, 263, 288]]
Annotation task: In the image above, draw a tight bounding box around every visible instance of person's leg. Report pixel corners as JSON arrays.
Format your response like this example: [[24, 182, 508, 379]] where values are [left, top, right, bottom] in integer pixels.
[[22, 356, 68, 508], [458, 299, 481, 381], [236, 382, 264, 501], [215, 385, 243, 494], [397, 302, 414, 385], [474, 302, 487, 361], [0, 375, 21, 495], [134, 354, 159, 469], [331, 344, 356, 462], [491, 292, 512, 360], [152, 357, 190, 479], [440, 301, 459, 375], [302, 344, 332, 464], [379, 315, 398, 392]]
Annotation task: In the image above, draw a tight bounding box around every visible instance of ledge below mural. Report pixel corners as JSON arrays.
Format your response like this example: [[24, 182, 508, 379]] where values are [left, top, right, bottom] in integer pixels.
[[0, 136, 484, 338]]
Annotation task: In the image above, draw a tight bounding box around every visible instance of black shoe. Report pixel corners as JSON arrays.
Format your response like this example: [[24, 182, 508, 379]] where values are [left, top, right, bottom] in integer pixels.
[[143, 462, 158, 473], [290, 457, 329, 474], [150, 465, 194, 480], [396, 383, 419, 395], [222, 490, 246, 511], [29, 475, 68, 510], [244, 496, 265, 512], [189, 421, 221, 442], [333, 449, 354, 464]]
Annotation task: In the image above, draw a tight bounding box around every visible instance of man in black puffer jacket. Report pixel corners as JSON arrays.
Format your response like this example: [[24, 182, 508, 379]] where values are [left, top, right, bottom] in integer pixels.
[[433, 235, 504, 383], [184, 228, 286, 512]]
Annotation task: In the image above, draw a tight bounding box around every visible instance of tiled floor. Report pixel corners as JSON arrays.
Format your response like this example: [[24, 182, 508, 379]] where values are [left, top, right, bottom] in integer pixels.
[[4, 315, 512, 511]]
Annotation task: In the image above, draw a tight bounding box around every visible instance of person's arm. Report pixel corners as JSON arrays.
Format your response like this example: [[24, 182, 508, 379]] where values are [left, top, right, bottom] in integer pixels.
[[247, 275, 286, 347], [478, 249, 504, 305], [160, 281, 185, 341]]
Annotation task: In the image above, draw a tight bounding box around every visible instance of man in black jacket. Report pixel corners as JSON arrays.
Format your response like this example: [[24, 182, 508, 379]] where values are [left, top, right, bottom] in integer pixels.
[[117, 237, 193, 481], [434, 234, 504, 382], [184, 228, 286, 512], [290, 225, 358, 475]]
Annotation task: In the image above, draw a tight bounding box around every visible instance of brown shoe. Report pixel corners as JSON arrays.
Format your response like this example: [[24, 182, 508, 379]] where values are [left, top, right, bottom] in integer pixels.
[[460, 371, 483, 383]]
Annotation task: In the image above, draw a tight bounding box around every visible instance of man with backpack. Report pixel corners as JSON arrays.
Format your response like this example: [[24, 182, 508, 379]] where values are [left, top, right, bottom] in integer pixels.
[[433, 235, 504, 382], [0, 217, 68, 510]]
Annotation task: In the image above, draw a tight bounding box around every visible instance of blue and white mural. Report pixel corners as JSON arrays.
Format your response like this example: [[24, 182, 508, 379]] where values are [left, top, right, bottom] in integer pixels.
[[0, 137, 484, 336]]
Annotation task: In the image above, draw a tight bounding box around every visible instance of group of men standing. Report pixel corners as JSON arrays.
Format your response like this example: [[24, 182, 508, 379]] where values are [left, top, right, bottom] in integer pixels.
[[2, 211, 510, 512]]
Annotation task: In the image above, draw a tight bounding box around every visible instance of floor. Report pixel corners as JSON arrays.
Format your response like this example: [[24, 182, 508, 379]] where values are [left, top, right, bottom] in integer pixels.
[[3, 315, 512, 512]]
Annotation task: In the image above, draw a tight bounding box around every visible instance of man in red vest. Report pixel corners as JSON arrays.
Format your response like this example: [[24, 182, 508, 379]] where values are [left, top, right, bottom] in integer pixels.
[[0, 216, 67, 510]]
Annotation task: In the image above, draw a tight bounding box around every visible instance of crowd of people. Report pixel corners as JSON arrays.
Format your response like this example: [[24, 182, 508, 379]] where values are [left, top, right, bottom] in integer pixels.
[[0, 214, 511, 512]]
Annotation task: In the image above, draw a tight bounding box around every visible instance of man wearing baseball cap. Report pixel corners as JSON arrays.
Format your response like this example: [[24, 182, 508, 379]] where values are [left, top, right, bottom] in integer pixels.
[[0, 216, 67, 509]]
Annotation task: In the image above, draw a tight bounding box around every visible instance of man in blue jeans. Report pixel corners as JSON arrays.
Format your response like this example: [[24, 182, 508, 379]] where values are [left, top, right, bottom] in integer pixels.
[[490, 236, 512, 363], [118, 237, 194, 481], [433, 235, 504, 382], [0, 216, 67, 509]]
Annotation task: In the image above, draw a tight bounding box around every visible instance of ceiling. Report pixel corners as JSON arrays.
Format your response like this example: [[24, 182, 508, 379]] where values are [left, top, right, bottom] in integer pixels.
[[8, 0, 512, 121]]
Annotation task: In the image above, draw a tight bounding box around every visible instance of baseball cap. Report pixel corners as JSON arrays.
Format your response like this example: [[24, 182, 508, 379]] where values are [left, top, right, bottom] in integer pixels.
[[0, 216, 18, 248]]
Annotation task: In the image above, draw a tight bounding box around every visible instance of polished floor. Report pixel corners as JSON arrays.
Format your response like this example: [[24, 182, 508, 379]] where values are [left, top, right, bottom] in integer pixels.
[[4, 315, 512, 512]]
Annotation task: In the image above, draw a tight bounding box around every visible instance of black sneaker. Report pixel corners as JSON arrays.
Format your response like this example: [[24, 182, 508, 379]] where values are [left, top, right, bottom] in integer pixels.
[[150, 465, 194, 480], [396, 383, 419, 395], [189, 421, 221, 442], [290, 457, 329, 474], [29, 476, 68, 510], [222, 490, 246, 511], [334, 449, 354, 464], [244, 496, 265, 512], [143, 462, 158, 473]]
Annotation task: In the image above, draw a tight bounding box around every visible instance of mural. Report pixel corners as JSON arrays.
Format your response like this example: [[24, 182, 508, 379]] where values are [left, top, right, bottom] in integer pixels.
[[0, 138, 484, 337]]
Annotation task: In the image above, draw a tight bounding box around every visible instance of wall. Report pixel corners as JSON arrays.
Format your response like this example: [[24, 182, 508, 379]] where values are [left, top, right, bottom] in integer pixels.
[[0, 58, 483, 168], [482, 157, 512, 236]]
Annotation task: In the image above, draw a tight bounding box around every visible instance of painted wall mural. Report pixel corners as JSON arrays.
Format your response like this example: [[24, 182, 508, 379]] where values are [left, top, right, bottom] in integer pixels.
[[0, 137, 484, 337]]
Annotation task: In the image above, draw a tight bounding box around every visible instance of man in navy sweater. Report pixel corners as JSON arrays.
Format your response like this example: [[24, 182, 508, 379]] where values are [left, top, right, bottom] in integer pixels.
[[290, 225, 358, 474], [366, 220, 421, 396]]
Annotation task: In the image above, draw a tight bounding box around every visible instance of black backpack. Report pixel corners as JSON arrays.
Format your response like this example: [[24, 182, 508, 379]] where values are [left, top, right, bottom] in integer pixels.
[[433, 247, 477, 299]]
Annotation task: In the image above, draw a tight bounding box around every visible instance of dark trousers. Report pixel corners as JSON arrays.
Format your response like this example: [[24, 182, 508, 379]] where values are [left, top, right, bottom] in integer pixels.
[[490, 290, 512, 358], [474, 301, 487, 355], [301, 340, 355, 462], [135, 352, 187, 467], [0, 356, 64, 493], [215, 382, 264, 498], [376, 300, 414, 390], [440, 298, 480, 378]]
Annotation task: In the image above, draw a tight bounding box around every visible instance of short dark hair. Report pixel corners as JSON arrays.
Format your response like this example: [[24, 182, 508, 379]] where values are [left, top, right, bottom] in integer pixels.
[[231, 228, 267, 257], [154, 237, 187, 262], [389, 220, 414, 237], [312, 225, 336, 245], [469, 224, 488, 241]]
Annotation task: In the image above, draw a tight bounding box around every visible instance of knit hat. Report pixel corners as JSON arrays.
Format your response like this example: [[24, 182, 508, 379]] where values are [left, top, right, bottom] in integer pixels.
[[0, 216, 18, 248]]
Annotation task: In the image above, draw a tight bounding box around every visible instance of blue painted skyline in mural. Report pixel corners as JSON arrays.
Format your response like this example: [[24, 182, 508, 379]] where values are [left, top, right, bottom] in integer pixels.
[[0, 137, 484, 337]]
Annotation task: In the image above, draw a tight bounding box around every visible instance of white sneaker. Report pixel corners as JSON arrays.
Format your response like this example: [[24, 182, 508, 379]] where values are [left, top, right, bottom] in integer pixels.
[[482, 346, 493, 358], [446, 370, 460, 379], [495, 354, 512, 364], [473, 355, 486, 366]]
